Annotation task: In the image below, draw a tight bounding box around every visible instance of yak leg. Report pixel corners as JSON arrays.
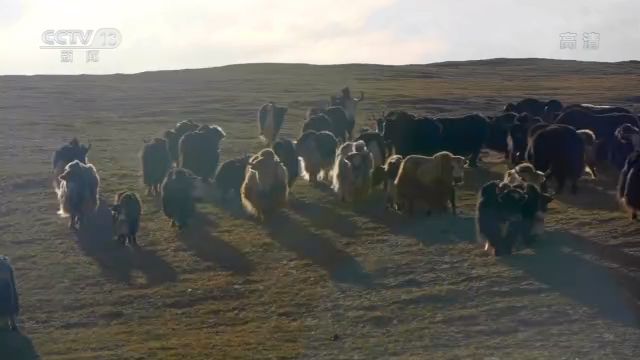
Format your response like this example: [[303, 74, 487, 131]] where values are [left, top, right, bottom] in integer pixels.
[[450, 188, 457, 216], [468, 151, 480, 168], [555, 174, 565, 194], [9, 315, 18, 331], [69, 215, 77, 231], [570, 179, 579, 195], [406, 200, 414, 216]]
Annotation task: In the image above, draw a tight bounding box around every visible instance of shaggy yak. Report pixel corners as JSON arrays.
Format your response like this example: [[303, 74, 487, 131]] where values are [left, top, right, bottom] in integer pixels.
[[161, 168, 197, 230], [434, 114, 490, 167], [394, 151, 466, 216], [329, 86, 364, 139], [506, 113, 544, 167], [356, 130, 386, 169], [52, 138, 91, 193], [486, 112, 518, 160], [110, 191, 142, 246], [526, 124, 585, 194], [301, 107, 351, 142], [273, 138, 300, 188], [302, 114, 333, 134], [241, 149, 289, 221], [502, 163, 546, 189], [512, 183, 554, 246], [214, 154, 253, 200], [611, 124, 640, 171], [0, 255, 20, 331], [57, 160, 100, 230], [379, 111, 443, 157], [179, 124, 226, 182], [475, 181, 528, 256], [296, 130, 338, 184], [164, 120, 200, 165], [576, 129, 598, 178], [332, 141, 374, 202], [555, 109, 639, 163], [375, 155, 404, 209], [618, 151, 640, 220], [141, 137, 172, 195], [257, 102, 288, 145], [503, 98, 551, 118]]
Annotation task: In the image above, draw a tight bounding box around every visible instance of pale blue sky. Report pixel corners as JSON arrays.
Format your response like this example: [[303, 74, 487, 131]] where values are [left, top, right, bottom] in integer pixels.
[[1, 0, 639, 74]]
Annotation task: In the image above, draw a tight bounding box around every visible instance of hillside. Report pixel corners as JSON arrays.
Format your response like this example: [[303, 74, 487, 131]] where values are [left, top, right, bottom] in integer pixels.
[[1, 58, 640, 359]]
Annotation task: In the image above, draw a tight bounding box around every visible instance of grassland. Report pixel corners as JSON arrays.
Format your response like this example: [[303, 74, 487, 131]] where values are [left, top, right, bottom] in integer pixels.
[[1, 58, 640, 359]]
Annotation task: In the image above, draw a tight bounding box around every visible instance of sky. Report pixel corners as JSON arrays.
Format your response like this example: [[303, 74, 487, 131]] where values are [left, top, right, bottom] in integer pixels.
[[1, 0, 639, 75]]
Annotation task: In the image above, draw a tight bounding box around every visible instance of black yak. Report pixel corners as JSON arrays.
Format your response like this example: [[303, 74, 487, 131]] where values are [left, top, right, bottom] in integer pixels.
[[273, 138, 299, 188], [258, 102, 288, 145], [164, 120, 200, 164], [179, 124, 226, 182], [511, 183, 554, 246], [52, 138, 91, 193], [526, 125, 585, 194], [356, 130, 386, 169], [618, 151, 640, 220], [110, 191, 142, 246], [214, 154, 252, 200], [161, 168, 197, 230], [57, 160, 100, 230], [380, 111, 442, 157], [0, 256, 19, 331], [476, 181, 528, 256], [555, 109, 639, 162], [296, 131, 338, 184], [141, 137, 171, 196], [434, 114, 490, 167], [611, 124, 640, 171], [302, 114, 333, 134]]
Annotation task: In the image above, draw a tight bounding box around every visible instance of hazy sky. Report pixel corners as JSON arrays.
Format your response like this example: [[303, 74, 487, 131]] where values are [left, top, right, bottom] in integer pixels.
[[1, 0, 639, 75]]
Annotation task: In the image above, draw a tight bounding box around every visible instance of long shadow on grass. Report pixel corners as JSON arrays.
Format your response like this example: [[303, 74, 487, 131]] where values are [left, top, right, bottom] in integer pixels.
[[0, 331, 40, 360], [461, 163, 503, 191], [75, 201, 178, 286], [264, 211, 373, 287], [554, 177, 621, 212], [177, 213, 253, 275], [288, 197, 359, 238], [351, 191, 478, 246], [505, 230, 640, 327]]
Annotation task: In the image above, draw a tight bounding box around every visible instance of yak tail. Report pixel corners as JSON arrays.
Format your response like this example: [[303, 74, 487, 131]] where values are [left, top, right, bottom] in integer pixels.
[[241, 171, 261, 218], [241, 194, 259, 218], [331, 157, 343, 191], [56, 182, 70, 217], [583, 166, 595, 180]]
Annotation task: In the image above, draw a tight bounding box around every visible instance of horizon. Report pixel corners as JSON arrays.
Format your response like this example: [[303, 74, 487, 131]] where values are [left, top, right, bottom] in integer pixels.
[[2, 57, 638, 77], [2, 0, 640, 75]]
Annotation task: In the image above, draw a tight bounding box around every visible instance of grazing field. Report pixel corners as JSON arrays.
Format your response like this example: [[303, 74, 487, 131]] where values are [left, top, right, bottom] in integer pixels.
[[2, 58, 640, 359]]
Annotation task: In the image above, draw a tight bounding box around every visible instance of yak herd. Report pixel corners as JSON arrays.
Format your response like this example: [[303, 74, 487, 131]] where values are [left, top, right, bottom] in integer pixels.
[[3, 88, 640, 331], [49, 89, 640, 257]]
